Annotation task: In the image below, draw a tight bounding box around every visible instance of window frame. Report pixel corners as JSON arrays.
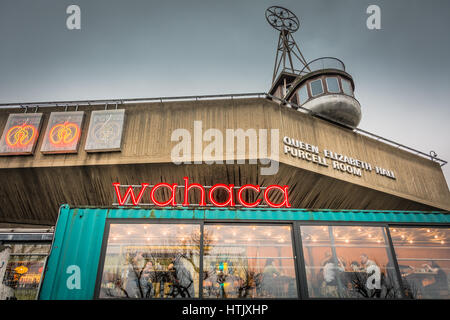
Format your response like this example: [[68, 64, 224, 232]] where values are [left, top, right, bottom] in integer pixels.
[[309, 78, 325, 97], [325, 77, 341, 94], [297, 84, 310, 105], [387, 224, 450, 300], [0, 240, 52, 300], [94, 219, 204, 300], [340, 78, 354, 97], [202, 221, 301, 300], [296, 222, 405, 300], [93, 218, 449, 300]]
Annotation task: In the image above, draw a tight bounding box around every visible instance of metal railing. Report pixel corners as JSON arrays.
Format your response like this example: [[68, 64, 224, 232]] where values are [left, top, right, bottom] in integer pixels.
[[0, 92, 266, 109], [0, 92, 446, 166], [299, 57, 346, 75]]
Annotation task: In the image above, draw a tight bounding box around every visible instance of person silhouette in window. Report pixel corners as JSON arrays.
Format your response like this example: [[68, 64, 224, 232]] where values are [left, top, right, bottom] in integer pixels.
[[262, 259, 281, 297], [321, 251, 345, 297], [422, 261, 448, 298]]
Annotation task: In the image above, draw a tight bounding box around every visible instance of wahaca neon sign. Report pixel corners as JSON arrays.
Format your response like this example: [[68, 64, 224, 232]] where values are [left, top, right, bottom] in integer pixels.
[[113, 177, 291, 208]]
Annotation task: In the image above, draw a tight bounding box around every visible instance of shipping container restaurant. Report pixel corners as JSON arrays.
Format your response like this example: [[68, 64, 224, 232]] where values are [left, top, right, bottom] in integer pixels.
[[0, 6, 449, 301], [35, 206, 449, 300]]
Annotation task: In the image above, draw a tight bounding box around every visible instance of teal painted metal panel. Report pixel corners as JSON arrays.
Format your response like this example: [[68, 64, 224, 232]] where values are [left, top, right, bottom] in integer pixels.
[[38, 206, 449, 299], [39, 206, 108, 300]]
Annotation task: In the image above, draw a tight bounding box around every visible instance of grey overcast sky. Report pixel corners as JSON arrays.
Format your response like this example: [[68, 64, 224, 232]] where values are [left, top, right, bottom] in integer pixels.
[[0, 0, 449, 186]]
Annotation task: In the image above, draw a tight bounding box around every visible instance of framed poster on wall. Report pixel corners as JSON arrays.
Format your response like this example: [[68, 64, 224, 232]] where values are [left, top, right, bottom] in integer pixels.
[[0, 113, 43, 155], [85, 109, 126, 152], [40, 111, 85, 154]]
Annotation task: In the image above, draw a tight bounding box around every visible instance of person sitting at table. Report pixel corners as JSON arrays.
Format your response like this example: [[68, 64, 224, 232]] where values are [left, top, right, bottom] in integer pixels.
[[360, 254, 377, 269], [350, 261, 361, 271], [165, 261, 178, 297], [140, 261, 154, 298], [262, 259, 281, 297], [263, 259, 280, 278], [398, 264, 415, 276], [167, 259, 194, 298], [124, 251, 146, 298], [321, 251, 345, 297], [422, 261, 448, 298]]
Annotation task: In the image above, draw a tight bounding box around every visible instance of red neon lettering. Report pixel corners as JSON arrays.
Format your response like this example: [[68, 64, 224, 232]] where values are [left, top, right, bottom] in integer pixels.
[[182, 177, 206, 206], [237, 184, 262, 208], [113, 183, 149, 206], [113, 181, 290, 208], [263, 185, 291, 208], [209, 184, 235, 207], [150, 183, 178, 206]]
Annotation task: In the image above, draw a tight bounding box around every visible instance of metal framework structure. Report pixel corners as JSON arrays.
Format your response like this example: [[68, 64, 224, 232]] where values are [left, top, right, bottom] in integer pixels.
[[265, 6, 310, 83]]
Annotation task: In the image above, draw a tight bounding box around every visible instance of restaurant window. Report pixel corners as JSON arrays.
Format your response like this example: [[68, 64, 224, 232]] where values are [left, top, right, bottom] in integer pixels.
[[298, 85, 309, 105], [0, 243, 51, 300], [389, 227, 449, 299], [98, 223, 200, 299], [300, 225, 401, 299], [309, 79, 324, 97], [326, 77, 340, 93], [341, 78, 353, 96], [203, 224, 297, 298]]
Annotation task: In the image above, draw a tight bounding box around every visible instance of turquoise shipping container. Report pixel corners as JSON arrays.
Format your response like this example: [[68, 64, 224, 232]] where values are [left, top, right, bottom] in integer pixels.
[[38, 205, 450, 300]]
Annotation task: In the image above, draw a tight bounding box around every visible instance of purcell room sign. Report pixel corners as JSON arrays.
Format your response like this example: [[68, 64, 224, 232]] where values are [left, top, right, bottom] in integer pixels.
[[283, 136, 396, 180]]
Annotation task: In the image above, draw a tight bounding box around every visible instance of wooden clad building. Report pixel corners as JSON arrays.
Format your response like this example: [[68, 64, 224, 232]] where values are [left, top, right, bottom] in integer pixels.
[[0, 97, 449, 226]]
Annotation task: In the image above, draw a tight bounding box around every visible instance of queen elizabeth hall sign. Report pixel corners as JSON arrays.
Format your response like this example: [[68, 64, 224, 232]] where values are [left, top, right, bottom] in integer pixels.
[[283, 136, 396, 179]]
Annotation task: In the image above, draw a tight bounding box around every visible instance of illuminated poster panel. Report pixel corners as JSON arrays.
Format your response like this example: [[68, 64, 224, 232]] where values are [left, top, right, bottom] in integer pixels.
[[41, 111, 84, 154], [0, 113, 43, 155], [85, 109, 125, 152]]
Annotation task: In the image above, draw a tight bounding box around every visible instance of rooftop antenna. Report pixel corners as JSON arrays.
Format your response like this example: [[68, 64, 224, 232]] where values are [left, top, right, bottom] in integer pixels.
[[265, 6, 310, 84]]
